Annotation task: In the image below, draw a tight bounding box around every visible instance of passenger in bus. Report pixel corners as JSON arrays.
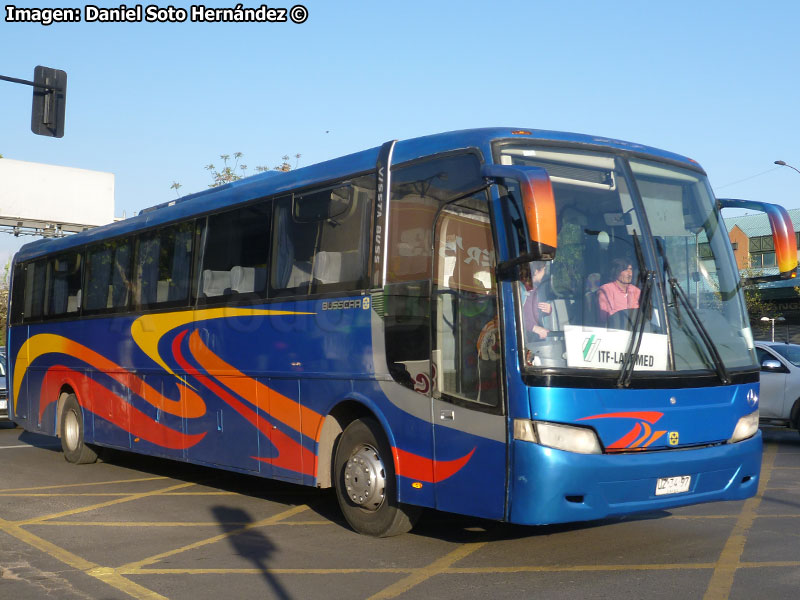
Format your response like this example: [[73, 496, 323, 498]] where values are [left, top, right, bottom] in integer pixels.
[[597, 258, 641, 326], [520, 261, 552, 340]]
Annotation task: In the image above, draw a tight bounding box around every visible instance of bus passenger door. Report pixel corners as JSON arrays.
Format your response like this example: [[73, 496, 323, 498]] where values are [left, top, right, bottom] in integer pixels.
[[431, 201, 507, 520]]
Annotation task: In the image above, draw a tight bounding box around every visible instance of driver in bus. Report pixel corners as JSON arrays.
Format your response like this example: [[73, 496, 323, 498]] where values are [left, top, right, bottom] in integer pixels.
[[597, 257, 641, 326], [520, 261, 552, 340]]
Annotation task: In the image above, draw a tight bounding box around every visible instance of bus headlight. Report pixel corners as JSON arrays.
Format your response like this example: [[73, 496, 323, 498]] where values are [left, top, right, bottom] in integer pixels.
[[729, 409, 759, 443], [514, 419, 602, 454]]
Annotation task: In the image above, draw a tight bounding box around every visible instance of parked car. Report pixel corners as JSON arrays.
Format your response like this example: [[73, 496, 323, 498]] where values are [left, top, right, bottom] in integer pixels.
[[755, 341, 800, 434], [0, 354, 9, 423]]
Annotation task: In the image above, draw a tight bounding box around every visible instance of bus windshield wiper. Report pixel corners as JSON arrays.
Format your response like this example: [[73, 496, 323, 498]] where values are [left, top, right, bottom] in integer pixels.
[[655, 239, 731, 385], [616, 269, 654, 388], [617, 230, 653, 388]]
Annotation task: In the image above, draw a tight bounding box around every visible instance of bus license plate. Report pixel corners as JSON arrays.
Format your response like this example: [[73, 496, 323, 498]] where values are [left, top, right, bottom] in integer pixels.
[[655, 475, 691, 496]]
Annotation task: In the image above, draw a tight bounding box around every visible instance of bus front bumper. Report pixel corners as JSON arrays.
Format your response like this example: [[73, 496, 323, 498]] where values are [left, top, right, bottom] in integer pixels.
[[508, 431, 762, 525]]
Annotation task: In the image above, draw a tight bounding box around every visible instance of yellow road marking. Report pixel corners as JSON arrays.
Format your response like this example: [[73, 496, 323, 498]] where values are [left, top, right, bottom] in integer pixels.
[[0, 517, 167, 600], [739, 561, 800, 568], [34, 519, 331, 527], [0, 493, 150, 497], [0, 476, 167, 493], [702, 443, 777, 600], [16, 482, 197, 526], [118, 504, 311, 572], [130, 567, 413, 575], [366, 542, 486, 600], [0, 480, 202, 599]]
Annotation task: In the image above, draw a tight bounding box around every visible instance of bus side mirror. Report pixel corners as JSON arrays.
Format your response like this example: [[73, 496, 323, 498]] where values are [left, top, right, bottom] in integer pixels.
[[482, 164, 557, 270], [718, 198, 798, 282], [31, 66, 67, 138]]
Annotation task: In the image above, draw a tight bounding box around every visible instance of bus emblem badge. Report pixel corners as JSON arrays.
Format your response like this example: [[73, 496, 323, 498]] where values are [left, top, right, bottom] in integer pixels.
[[669, 431, 679, 446]]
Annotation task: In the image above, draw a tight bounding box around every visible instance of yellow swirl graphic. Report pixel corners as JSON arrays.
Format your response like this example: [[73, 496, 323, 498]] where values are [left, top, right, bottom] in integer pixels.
[[130, 307, 313, 381], [13, 333, 206, 417]]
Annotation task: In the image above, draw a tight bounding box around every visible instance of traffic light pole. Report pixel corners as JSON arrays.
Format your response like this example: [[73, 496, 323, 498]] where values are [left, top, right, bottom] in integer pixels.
[[0, 66, 67, 138]]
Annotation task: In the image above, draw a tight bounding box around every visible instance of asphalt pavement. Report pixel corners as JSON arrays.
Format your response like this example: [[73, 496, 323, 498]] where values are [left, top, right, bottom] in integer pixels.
[[1, 422, 798, 600]]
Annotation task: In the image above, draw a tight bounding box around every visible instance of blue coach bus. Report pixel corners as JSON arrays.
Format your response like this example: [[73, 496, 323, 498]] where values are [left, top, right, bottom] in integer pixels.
[[7, 128, 796, 536]]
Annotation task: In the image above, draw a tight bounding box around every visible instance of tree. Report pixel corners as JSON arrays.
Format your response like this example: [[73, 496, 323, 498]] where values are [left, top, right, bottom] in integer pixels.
[[205, 152, 251, 187], [274, 153, 302, 172], [205, 152, 301, 186], [172, 152, 301, 193]]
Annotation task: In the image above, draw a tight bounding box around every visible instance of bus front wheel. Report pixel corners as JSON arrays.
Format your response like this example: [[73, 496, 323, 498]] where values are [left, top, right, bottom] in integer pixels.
[[60, 394, 98, 464], [334, 417, 421, 537]]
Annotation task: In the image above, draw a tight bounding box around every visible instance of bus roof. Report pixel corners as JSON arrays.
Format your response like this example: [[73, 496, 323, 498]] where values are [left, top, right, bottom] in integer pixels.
[[13, 127, 702, 263]]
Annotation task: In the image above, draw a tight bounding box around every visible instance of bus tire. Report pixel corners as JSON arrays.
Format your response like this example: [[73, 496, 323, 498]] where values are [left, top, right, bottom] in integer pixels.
[[60, 394, 97, 464], [334, 417, 421, 537]]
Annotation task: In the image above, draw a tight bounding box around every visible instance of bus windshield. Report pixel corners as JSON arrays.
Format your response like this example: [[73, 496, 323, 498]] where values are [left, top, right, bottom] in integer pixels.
[[496, 144, 756, 378]]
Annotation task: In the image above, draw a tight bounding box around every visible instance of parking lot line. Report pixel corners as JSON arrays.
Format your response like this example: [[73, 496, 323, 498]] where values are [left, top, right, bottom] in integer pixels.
[[32, 519, 332, 528], [0, 517, 168, 600], [0, 476, 168, 493], [0, 444, 40, 449], [701, 443, 778, 600], [117, 503, 311, 573], [366, 542, 487, 600], [0, 492, 148, 497], [16, 482, 197, 526]]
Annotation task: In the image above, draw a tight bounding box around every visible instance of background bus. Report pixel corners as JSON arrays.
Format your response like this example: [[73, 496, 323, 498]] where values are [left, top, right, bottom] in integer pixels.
[[7, 128, 795, 536]]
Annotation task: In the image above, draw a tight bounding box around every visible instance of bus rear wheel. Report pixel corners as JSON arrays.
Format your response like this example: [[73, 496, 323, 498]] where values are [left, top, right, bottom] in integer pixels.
[[334, 417, 421, 537], [60, 394, 97, 464]]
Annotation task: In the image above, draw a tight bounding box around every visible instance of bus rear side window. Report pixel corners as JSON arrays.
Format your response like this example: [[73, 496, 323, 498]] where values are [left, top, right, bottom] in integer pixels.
[[24, 260, 47, 321], [134, 222, 195, 308], [46, 252, 82, 317], [85, 238, 133, 312], [10, 263, 26, 325]]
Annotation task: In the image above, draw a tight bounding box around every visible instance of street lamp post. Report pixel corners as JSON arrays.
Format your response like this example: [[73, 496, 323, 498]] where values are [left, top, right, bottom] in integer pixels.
[[761, 316, 786, 342], [774, 160, 800, 175]]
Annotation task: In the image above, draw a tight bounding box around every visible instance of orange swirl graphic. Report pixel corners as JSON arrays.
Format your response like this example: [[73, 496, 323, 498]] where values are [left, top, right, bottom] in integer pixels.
[[38, 366, 206, 450], [187, 329, 324, 441], [171, 330, 319, 475]]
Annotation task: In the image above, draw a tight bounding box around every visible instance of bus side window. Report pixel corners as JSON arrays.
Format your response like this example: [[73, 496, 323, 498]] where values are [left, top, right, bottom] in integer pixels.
[[199, 202, 271, 302], [270, 176, 372, 297]]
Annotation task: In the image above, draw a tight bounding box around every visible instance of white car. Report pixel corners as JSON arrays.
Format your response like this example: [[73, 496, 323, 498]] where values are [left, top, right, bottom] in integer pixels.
[[755, 341, 800, 434], [0, 357, 9, 423]]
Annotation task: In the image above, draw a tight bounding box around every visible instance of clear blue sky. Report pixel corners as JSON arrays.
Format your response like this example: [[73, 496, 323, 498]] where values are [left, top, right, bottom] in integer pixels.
[[2, 0, 799, 264]]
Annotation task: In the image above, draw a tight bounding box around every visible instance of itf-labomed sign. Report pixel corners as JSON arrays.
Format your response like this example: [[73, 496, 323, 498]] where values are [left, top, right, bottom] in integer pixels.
[[564, 325, 669, 371]]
